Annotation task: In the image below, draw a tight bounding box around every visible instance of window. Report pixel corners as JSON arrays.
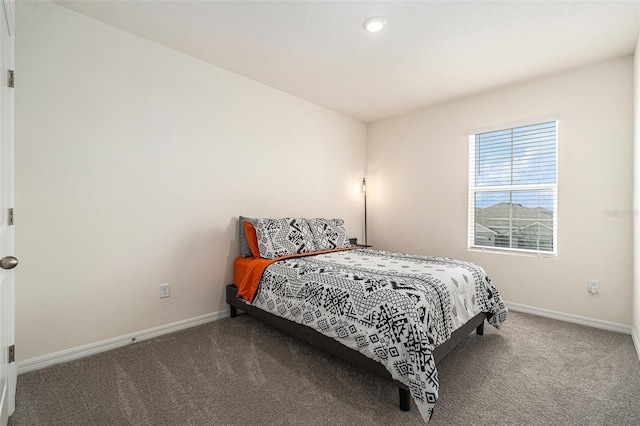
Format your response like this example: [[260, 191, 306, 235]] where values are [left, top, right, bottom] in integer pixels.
[[468, 119, 557, 255]]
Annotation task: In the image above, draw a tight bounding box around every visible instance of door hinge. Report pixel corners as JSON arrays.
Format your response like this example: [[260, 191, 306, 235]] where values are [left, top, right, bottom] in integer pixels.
[[8, 208, 13, 226], [8, 70, 14, 89], [8, 345, 14, 363]]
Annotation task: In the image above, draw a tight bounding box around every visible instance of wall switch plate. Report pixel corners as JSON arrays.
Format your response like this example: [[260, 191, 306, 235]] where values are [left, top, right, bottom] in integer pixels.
[[160, 283, 170, 299], [587, 280, 599, 294]]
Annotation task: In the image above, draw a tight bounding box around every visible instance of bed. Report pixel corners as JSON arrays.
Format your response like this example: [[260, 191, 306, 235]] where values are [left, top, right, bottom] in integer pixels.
[[227, 217, 507, 422]]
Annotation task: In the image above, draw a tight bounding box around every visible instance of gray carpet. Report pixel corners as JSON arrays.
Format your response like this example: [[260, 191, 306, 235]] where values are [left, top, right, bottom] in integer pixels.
[[8, 311, 640, 425]]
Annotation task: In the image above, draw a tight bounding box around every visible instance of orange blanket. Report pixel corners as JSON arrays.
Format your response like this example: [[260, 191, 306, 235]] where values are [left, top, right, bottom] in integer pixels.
[[233, 248, 355, 303]]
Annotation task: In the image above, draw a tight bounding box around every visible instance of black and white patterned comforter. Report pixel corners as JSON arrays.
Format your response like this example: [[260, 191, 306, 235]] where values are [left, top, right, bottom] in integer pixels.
[[251, 248, 507, 422]]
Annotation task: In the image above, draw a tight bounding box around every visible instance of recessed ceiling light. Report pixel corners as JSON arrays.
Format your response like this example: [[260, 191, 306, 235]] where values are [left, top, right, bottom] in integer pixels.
[[363, 17, 387, 33]]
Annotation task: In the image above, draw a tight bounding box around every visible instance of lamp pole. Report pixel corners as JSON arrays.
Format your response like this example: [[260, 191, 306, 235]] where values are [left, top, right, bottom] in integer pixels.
[[362, 177, 367, 246]]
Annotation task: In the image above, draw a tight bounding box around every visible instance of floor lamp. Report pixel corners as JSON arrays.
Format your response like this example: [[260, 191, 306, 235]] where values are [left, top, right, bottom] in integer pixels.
[[362, 177, 367, 246]]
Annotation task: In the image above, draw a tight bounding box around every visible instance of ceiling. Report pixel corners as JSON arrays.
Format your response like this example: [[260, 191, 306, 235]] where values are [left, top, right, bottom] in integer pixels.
[[56, 1, 640, 123]]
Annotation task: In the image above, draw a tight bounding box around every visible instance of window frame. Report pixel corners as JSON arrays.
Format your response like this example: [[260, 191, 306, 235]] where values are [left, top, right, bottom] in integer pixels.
[[467, 117, 559, 256]]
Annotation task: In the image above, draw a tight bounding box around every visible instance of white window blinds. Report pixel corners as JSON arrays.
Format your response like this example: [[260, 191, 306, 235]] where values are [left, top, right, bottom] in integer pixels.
[[468, 120, 558, 255]]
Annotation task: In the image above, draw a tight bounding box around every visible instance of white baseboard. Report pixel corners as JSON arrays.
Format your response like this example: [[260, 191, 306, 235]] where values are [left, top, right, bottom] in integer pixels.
[[506, 301, 632, 335], [17, 303, 639, 374], [17, 309, 229, 375], [632, 327, 640, 363]]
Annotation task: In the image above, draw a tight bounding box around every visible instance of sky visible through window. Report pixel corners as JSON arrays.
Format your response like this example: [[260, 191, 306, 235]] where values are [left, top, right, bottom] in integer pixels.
[[474, 121, 556, 211]]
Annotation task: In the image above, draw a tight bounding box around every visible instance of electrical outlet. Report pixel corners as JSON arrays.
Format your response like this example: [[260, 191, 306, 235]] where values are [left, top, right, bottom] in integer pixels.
[[587, 279, 599, 295], [160, 283, 170, 299]]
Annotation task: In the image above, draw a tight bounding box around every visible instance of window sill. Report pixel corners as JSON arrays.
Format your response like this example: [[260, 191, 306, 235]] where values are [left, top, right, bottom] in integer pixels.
[[468, 246, 557, 258]]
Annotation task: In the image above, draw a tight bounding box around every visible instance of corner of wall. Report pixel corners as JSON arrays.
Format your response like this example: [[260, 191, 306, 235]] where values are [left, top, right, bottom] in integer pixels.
[[633, 28, 640, 364]]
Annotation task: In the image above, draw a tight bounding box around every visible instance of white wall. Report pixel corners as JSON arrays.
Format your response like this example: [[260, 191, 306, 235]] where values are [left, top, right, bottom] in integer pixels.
[[15, 1, 366, 361], [368, 57, 634, 325]]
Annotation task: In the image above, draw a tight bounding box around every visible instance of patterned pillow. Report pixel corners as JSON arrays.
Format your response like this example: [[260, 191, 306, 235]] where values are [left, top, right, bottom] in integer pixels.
[[254, 218, 317, 259], [307, 218, 351, 251]]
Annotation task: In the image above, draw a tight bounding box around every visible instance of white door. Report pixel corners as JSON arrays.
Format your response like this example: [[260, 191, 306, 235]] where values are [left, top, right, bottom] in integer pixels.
[[0, 0, 15, 424]]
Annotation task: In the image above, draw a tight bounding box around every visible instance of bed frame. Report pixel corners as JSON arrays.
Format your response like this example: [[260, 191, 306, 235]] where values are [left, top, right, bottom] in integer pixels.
[[226, 283, 486, 412]]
